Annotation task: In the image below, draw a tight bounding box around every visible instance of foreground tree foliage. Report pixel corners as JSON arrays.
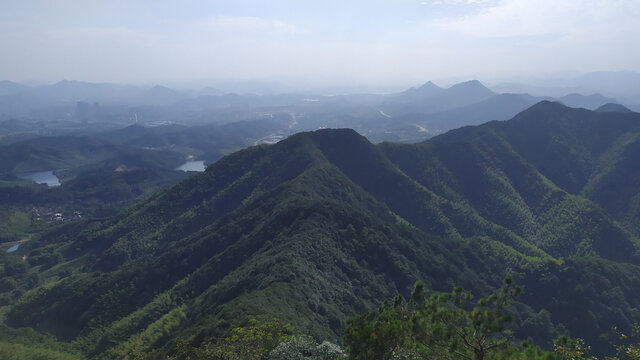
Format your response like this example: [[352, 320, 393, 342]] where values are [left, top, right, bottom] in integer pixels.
[[214, 318, 294, 360], [344, 277, 556, 360], [168, 318, 293, 360], [168, 318, 346, 360], [3, 282, 639, 360], [554, 324, 640, 360], [344, 277, 640, 360], [269, 335, 346, 360]]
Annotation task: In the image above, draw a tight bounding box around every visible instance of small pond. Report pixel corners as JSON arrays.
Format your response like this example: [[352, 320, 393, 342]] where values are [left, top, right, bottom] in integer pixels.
[[176, 161, 205, 172], [7, 243, 21, 253], [18, 171, 60, 186]]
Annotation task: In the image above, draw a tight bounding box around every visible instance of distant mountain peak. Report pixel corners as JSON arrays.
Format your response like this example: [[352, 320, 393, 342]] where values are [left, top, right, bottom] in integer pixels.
[[448, 79, 493, 92], [559, 93, 616, 110], [419, 80, 440, 89], [415, 81, 443, 94], [595, 103, 632, 113], [510, 100, 570, 119], [442, 80, 496, 102], [527, 100, 569, 110], [144, 85, 182, 98], [148, 85, 174, 92], [388, 79, 497, 115], [0, 80, 28, 96], [198, 86, 223, 96], [52, 79, 80, 87], [561, 93, 609, 100], [53, 79, 102, 87], [286, 127, 365, 147], [311, 127, 364, 141], [398, 81, 444, 100], [533, 99, 565, 106]]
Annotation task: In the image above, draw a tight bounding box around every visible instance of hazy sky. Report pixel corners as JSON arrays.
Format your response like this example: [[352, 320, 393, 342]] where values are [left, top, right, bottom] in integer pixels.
[[1, 0, 639, 87]]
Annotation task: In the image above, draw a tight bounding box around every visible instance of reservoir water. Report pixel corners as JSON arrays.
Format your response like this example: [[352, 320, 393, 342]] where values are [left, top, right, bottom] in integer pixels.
[[176, 160, 205, 172], [18, 171, 60, 186], [7, 244, 21, 253]]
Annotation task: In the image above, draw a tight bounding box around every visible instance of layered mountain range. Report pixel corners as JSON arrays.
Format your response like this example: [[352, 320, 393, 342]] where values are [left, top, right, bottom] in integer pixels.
[[4, 101, 640, 358], [2, 76, 637, 146]]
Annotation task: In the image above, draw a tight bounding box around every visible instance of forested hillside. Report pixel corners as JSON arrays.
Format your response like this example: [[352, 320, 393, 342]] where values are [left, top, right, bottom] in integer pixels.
[[2, 101, 640, 358]]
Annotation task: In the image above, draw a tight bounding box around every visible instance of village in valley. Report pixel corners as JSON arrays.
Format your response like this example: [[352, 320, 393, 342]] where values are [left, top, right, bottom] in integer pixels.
[[28, 207, 83, 223]]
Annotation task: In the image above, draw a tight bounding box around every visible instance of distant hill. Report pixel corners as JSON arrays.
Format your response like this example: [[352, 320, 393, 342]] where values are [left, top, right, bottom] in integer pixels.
[[491, 71, 640, 104], [385, 79, 496, 115], [574, 71, 640, 102], [0, 80, 28, 96], [0, 135, 120, 173], [444, 79, 496, 103], [195, 86, 224, 97], [416, 92, 547, 133], [102, 119, 282, 164], [0, 81, 201, 114], [137, 85, 190, 106], [32, 80, 141, 103], [559, 93, 617, 110], [595, 103, 633, 113], [173, 93, 251, 111], [0, 118, 283, 176], [6, 101, 640, 358]]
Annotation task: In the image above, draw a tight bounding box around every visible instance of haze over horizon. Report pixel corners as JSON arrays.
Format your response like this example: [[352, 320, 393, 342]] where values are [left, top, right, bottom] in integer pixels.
[[1, 0, 639, 89]]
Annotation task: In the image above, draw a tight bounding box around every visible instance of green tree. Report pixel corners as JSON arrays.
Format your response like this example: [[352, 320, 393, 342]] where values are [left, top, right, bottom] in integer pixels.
[[613, 324, 640, 360], [218, 318, 293, 359], [553, 324, 640, 360], [169, 318, 295, 360], [0, 277, 16, 292], [344, 277, 523, 360], [553, 335, 596, 360], [269, 335, 346, 360], [3, 256, 27, 277]]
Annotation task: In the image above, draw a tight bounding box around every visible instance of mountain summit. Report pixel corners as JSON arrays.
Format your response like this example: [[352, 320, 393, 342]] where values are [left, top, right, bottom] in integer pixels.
[[413, 80, 444, 97]]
